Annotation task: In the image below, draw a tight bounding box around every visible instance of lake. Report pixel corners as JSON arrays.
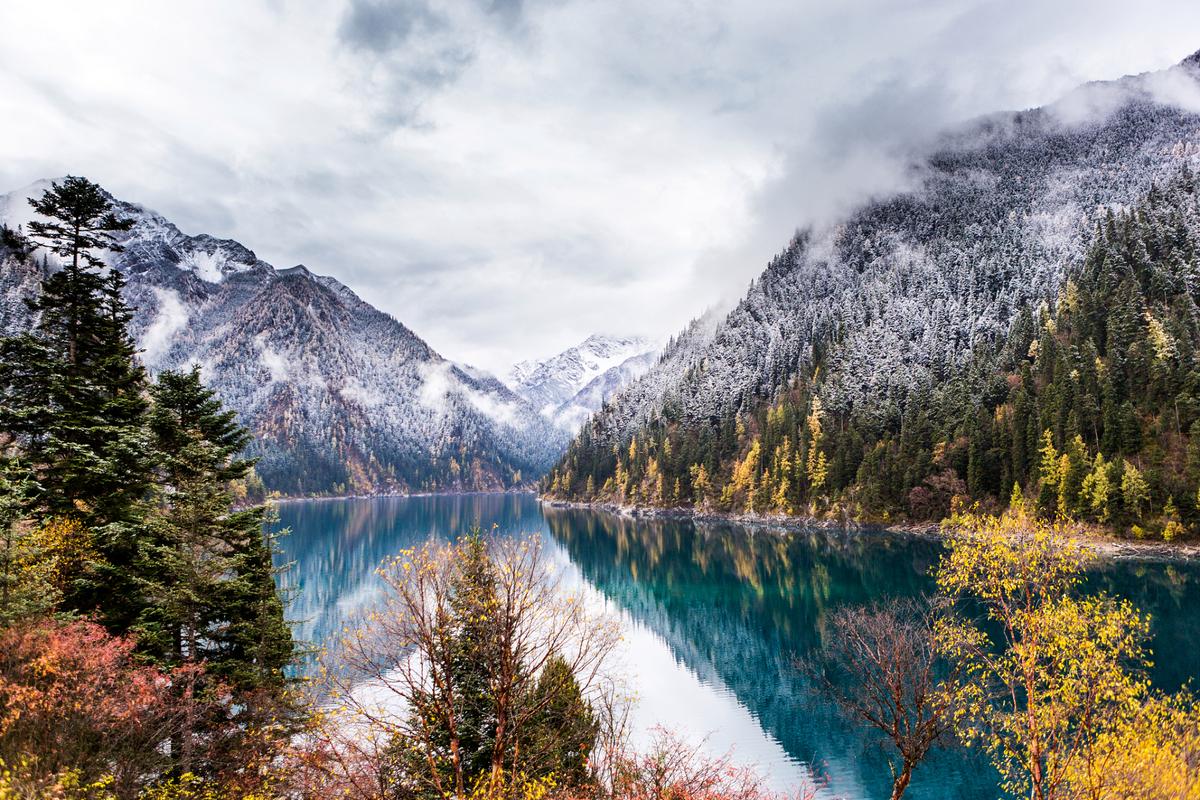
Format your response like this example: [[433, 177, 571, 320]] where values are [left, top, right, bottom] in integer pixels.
[[274, 493, 1200, 800]]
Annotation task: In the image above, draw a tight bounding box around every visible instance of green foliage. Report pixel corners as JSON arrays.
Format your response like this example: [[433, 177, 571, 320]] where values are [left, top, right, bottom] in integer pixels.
[[24, 176, 134, 271], [522, 656, 598, 787], [135, 367, 293, 695], [386, 535, 598, 798], [546, 169, 1200, 540], [0, 178, 297, 781], [0, 177, 151, 623]]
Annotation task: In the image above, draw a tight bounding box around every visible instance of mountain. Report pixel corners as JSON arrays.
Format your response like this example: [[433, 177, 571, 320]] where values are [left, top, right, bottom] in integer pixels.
[[545, 49, 1200, 533], [507, 334, 659, 430], [0, 181, 569, 495]]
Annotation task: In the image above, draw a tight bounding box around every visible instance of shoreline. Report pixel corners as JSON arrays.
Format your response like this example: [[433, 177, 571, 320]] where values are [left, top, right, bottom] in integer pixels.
[[267, 488, 539, 505], [260, 489, 1200, 563], [538, 497, 1200, 564]]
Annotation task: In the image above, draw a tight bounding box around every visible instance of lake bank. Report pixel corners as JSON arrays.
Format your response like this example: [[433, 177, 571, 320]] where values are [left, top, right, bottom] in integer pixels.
[[539, 497, 1200, 563], [268, 487, 538, 504]]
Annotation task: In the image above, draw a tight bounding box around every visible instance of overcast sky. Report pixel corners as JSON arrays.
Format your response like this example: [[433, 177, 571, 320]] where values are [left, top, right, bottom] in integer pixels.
[[2, 1, 1199, 373]]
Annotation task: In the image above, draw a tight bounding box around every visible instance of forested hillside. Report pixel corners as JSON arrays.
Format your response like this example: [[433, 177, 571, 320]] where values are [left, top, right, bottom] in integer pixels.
[[545, 54, 1200, 540], [0, 180, 566, 497]]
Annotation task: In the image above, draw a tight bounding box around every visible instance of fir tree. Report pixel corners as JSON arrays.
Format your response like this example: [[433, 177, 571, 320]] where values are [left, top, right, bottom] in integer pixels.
[[136, 367, 292, 693], [523, 655, 597, 787], [135, 367, 295, 775], [0, 176, 150, 621]]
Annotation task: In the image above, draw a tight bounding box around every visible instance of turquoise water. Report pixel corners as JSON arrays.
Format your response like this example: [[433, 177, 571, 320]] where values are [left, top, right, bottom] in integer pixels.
[[274, 493, 1200, 800]]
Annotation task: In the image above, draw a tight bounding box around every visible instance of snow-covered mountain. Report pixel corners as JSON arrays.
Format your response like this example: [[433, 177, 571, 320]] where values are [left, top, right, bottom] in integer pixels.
[[557, 49, 1200, 465], [507, 334, 659, 430], [0, 181, 569, 495]]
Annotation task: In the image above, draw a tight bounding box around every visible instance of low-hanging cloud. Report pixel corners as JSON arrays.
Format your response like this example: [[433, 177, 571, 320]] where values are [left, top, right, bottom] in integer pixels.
[[139, 288, 189, 367], [417, 361, 526, 429]]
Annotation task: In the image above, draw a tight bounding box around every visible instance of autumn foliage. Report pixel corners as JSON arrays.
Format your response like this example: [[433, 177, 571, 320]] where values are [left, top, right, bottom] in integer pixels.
[[935, 507, 1200, 800], [0, 618, 179, 795]]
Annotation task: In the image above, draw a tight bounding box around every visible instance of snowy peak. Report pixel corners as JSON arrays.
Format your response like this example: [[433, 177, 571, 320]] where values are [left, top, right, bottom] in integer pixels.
[[509, 334, 654, 405], [0, 179, 569, 495], [559, 48, 1200, 460], [1, 179, 270, 284], [507, 334, 659, 430]]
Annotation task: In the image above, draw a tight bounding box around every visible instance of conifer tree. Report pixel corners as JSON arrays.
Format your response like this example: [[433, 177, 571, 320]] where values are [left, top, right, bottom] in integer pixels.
[[0, 176, 150, 621], [523, 655, 598, 787], [136, 366, 292, 694], [134, 366, 295, 775]]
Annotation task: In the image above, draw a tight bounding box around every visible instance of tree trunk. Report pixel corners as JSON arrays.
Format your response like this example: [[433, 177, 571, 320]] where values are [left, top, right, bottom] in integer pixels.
[[890, 763, 913, 800]]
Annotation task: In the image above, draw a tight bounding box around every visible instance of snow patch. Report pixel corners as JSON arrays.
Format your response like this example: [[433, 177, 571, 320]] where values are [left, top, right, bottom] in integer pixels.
[[180, 250, 227, 283]]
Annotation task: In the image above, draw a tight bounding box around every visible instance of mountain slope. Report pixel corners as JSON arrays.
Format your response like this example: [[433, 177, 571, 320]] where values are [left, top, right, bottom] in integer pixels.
[[546, 50, 1200, 522], [0, 182, 568, 495], [507, 334, 658, 429], [552, 350, 660, 432]]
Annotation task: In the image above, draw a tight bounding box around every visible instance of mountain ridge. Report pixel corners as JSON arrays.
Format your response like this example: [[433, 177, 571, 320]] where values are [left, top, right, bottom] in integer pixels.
[[507, 333, 659, 430], [545, 47, 1200, 523], [0, 181, 568, 495]]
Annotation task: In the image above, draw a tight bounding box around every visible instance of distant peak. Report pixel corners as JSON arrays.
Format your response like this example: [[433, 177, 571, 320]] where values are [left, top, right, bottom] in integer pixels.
[[580, 332, 649, 349], [278, 264, 311, 277], [1183, 48, 1200, 70]]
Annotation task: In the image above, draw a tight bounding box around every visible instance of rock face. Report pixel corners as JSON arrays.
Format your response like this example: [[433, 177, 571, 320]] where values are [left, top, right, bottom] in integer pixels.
[[566, 50, 1200, 452], [0, 182, 569, 495], [506, 334, 659, 430]]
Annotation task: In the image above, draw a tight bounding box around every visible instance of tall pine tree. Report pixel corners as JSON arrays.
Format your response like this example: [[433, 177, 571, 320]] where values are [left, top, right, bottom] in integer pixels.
[[136, 366, 293, 693], [0, 176, 150, 621]]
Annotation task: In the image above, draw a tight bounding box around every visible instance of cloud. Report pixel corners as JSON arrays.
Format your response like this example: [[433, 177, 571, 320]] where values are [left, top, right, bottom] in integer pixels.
[[3, 1, 1200, 374], [139, 288, 189, 367], [340, 375, 386, 407], [338, 0, 440, 54], [336, 0, 532, 126], [417, 361, 526, 428], [255, 335, 293, 383]]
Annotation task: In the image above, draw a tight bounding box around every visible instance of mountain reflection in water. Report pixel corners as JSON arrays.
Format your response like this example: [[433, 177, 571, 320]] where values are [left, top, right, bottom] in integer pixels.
[[275, 493, 1200, 800]]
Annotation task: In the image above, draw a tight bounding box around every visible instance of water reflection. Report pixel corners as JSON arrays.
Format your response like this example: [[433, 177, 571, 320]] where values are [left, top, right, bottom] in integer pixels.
[[541, 507, 985, 800], [276, 493, 547, 664], [275, 494, 1200, 800]]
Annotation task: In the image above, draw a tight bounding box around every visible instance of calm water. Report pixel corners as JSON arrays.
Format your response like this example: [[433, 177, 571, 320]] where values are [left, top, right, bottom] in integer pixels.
[[274, 493, 1200, 800]]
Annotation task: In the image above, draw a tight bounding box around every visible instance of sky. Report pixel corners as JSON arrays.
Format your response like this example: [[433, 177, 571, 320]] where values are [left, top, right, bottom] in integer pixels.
[[2, 1, 1200, 374]]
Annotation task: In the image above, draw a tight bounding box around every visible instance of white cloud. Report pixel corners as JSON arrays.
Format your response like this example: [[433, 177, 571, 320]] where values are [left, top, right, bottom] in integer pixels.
[[255, 336, 292, 383], [2, 1, 1200, 372], [418, 361, 526, 428], [340, 375, 386, 407], [139, 287, 189, 367]]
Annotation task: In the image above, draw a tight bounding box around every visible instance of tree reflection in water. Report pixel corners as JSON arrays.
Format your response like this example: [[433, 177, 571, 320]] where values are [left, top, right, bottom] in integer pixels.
[[275, 494, 1200, 800]]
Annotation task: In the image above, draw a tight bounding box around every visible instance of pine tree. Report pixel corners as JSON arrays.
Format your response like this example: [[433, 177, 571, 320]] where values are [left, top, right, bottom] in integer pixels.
[[132, 367, 295, 775], [1036, 430, 1061, 517], [805, 399, 828, 495], [136, 367, 292, 693], [522, 655, 597, 787], [1080, 453, 1115, 523], [0, 177, 150, 621], [25, 176, 135, 272], [1121, 460, 1150, 521]]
